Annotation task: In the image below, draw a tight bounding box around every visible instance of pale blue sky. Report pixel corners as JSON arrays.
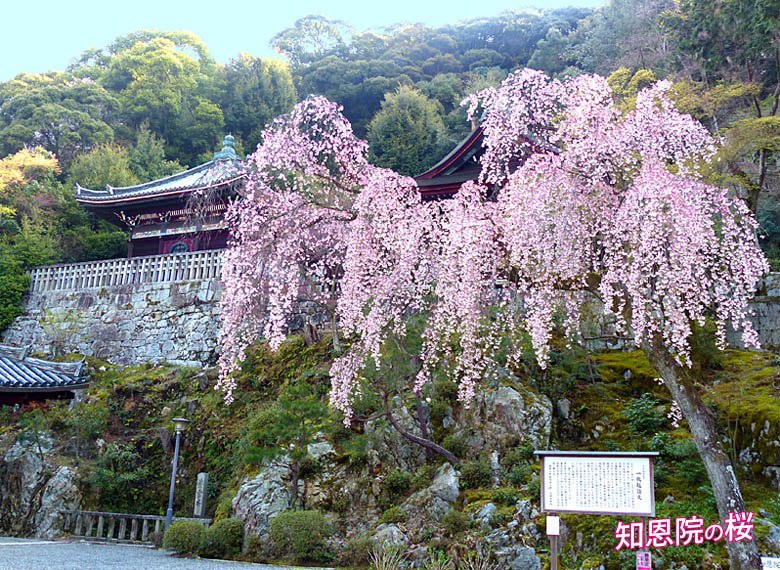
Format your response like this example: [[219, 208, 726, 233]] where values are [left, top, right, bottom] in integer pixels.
[[2, 0, 604, 81]]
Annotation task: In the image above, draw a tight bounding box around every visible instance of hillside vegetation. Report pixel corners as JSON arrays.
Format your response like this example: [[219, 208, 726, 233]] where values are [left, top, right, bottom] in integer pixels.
[[1, 337, 778, 568]]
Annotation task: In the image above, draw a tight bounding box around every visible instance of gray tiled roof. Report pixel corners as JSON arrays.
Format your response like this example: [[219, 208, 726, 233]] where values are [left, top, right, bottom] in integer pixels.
[[75, 159, 244, 203], [0, 345, 88, 392]]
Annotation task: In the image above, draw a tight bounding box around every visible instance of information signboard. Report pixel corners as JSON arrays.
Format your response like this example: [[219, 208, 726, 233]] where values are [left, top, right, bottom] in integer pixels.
[[637, 552, 651, 570], [763, 557, 780, 569], [536, 451, 658, 517]]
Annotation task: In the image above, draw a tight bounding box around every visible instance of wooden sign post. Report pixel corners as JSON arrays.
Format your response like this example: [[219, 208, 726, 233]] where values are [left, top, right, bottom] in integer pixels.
[[547, 515, 560, 570]]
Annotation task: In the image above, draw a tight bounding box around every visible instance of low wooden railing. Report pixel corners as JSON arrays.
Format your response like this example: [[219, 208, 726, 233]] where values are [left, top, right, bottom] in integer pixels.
[[60, 510, 212, 544], [29, 249, 223, 293]]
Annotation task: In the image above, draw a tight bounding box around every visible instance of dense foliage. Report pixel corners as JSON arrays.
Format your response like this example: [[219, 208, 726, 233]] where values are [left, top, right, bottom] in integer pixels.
[[268, 509, 335, 563]]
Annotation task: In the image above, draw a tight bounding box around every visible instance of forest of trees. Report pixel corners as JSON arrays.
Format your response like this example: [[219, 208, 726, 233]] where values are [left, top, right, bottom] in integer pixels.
[[0, 0, 778, 331]]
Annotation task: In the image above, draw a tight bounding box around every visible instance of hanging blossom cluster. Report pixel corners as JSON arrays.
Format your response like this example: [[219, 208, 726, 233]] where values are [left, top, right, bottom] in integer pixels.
[[451, 69, 768, 377], [217, 95, 434, 410], [218, 70, 768, 418], [417, 181, 507, 403], [331, 166, 437, 420], [217, 96, 364, 402]]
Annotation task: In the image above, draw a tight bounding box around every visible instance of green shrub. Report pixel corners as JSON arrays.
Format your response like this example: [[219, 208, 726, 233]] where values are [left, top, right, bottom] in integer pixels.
[[269, 510, 334, 563], [501, 442, 534, 484], [341, 432, 368, 468], [198, 517, 244, 559], [491, 487, 518, 506], [384, 469, 412, 500], [163, 520, 205, 554], [214, 487, 238, 521], [528, 476, 541, 501], [63, 401, 108, 458], [246, 534, 279, 562], [425, 549, 454, 570], [441, 509, 471, 535], [460, 459, 493, 489], [0, 254, 29, 333], [442, 434, 468, 458], [370, 543, 408, 570], [411, 464, 437, 490], [429, 400, 451, 426], [622, 393, 666, 435], [769, 493, 780, 526], [505, 464, 531, 486], [87, 442, 151, 513], [502, 442, 535, 469], [337, 533, 374, 567], [650, 435, 707, 487], [380, 506, 407, 524]]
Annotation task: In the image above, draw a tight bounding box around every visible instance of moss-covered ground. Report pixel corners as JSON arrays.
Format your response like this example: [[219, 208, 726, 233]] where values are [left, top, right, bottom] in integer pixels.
[[0, 340, 778, 569]]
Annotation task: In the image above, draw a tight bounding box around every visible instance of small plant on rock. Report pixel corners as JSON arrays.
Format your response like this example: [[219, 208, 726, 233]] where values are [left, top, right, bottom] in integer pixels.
[[383, 469, 412, 502], [337, 534, 374, 567], [424, 549, 454, 570], [441, 509, 471, 536], [460, 550, 500, 570], [369, 544, 408, 570], [460, 459, 493, 489], [380, 506, 407, 524], [622, 393, 666, 435], [491, 487, 518, 506]]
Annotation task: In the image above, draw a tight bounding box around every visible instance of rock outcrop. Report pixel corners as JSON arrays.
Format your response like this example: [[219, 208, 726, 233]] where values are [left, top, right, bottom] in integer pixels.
[[454, 383, 553, 453], [0, 436, 81, 538], [231, 463, 292, 537]]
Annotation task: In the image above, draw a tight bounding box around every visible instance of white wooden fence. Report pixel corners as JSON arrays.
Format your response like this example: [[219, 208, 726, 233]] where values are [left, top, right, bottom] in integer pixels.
[[29, 250, 223, 293]]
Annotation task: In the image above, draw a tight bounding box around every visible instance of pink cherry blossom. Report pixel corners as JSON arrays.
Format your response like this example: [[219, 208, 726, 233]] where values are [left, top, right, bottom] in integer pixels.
[[218, 71, 767, 421]]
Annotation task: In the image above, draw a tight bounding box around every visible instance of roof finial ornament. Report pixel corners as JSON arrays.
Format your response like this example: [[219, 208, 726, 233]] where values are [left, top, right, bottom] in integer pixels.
[[213, 133, 240, 161]]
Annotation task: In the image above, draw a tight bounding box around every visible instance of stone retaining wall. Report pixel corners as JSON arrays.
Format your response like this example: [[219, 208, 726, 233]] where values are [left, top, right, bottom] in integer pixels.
[[3, 272, 779, 367], [729, 273, 780, 350], [2, 280, 222, 367]]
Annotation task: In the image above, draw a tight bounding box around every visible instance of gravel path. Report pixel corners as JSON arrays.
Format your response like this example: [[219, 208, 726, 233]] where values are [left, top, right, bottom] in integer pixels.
[[0, 537, 321, 570]]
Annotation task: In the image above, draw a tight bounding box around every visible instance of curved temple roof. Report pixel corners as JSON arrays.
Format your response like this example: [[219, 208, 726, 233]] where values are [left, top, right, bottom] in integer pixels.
[[0, 345, 88, 392], [75, 135, 245, 206]]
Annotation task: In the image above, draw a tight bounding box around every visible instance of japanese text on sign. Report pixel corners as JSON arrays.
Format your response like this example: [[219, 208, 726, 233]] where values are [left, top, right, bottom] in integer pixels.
[[615, 512, 755, 551]]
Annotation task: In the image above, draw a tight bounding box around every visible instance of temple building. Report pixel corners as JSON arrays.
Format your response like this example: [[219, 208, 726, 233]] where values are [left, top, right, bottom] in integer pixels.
[[0, 345, 88, 405], [72, 128, 488, 259], [414, 126, 484, 200], [75, 135, 246, 258]]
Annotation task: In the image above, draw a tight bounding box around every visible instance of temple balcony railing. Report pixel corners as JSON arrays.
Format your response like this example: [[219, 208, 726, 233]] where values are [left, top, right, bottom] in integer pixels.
[[28, 249, 223, 293]]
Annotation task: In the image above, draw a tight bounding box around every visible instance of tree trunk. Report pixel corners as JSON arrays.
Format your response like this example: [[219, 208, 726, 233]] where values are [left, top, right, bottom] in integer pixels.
[[642, 337, 761, 570], [382, 392, 458, 466], [330, 314, 341, 353], [303, 322, 319, 346], [290, 460, 299, 510], [415, 390, 434, 463]]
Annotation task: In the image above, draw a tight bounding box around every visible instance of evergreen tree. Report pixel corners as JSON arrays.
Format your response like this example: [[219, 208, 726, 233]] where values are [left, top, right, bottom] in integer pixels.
[[367, 85, 450, 176]]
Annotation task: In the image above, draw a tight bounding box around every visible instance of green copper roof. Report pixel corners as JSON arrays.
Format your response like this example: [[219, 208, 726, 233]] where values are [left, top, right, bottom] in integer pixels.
[[75, 135, 245, 204], [213, 134, 240, 161]]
